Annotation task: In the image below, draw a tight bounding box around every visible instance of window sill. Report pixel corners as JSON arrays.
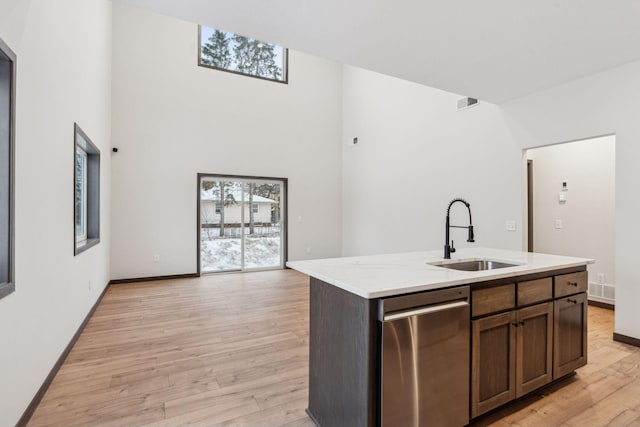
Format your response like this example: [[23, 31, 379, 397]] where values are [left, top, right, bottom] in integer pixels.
[[75, 238, 100, 256], [0, 281, 15, 300]]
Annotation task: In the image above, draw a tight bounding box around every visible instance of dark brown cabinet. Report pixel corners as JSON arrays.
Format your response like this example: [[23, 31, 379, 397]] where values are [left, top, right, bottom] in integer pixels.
[[471, 311, 517, 418], [472, 301, 554, 417], [516, 302, 554, 396], [471, 268, 588, 419], [554, 292, 588, 379]]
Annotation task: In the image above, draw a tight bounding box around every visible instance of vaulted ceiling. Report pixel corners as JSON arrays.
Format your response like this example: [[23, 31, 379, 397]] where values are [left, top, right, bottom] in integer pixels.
[[115, 0, 640, 103]]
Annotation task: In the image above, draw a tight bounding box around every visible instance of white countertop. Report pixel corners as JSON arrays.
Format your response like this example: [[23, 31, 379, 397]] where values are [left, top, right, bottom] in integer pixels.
[[286, 247, 593, 299]]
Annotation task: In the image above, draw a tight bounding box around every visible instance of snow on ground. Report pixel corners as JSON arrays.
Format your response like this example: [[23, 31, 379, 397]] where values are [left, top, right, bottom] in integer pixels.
[[201, 236, 281, 271]]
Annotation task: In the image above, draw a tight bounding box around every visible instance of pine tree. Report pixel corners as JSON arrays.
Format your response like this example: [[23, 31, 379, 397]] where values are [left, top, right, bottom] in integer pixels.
[[250, 40, 281, 79], [233, 35, 281, 79], [254, 183, 281, 224], [210, 181, 237, 237], [232, 34, 252, 73], [201, 30, 231, 68]]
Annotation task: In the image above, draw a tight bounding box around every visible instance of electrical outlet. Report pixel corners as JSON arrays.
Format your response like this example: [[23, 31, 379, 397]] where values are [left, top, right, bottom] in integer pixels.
[[306, 246, 312, 254], [597, 273, 605, 284], [153, 254, 160, 263], [554, 219, 563, 229], [505, 220, 517, 231]]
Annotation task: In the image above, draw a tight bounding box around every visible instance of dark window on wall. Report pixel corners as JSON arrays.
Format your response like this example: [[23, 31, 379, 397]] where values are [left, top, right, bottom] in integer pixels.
[[74, 124, 100, 255], [0, 38, 15, 300], [198, 26, 288, 84]]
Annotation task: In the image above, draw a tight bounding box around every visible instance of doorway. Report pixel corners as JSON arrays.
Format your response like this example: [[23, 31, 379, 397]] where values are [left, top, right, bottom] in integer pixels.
[[197, 174, 287, 273], [526, 135, 615, 305]]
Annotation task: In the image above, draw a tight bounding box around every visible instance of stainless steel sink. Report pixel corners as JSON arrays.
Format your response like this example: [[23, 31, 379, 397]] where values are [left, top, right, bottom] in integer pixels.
[[430, 259, 520, 271]]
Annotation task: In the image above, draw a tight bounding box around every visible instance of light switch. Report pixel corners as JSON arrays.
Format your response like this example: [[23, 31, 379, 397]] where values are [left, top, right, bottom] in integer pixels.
[[559, 193, 567, 203], [555, 219, 563, 229], [505, 220, 517, 231]]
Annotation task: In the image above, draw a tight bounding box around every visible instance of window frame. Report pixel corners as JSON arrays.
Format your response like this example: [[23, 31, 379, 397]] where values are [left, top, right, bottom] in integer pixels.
[[197, 173, 288, 275], [73, 123, 100, 255], [215, 203, 221, 214], [252, 203, 259, 214], [197, 25, 289, 85], [75, 146, 88, 243], [0, 37, 16, 300]]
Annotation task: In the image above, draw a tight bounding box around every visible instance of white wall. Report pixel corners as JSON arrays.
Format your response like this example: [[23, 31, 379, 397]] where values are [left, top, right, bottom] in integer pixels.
[[111, 3, 343, 280], [527, 136, 615, 303], [342, 66, 523, 256], [500, 60, 640, 340], [0, 1, 112, 425]]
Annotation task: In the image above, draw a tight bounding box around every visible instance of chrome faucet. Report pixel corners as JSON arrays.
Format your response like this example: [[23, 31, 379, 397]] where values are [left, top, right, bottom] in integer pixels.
[[444, 198, 475, 259]]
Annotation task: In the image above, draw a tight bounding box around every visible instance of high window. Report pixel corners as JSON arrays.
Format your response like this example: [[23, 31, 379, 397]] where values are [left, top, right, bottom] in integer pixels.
[[0, 38, 15, 300], [74, 124, 100, 255], [198, 26, 288, 84]]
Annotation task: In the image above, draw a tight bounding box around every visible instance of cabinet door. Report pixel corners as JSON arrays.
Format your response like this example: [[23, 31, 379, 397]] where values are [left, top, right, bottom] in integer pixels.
[[554, 292, 588, 379], [471, 311, 517, 418], [516, 302, 553, 397]]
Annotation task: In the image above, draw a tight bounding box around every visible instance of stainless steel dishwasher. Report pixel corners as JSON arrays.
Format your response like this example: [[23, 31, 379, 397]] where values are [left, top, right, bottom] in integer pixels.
[[380, 286, 470, 427]]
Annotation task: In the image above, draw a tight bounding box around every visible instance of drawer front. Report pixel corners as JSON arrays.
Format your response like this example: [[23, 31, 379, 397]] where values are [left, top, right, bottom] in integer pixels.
[[554, 271, 588, 298], [472, 284, 516, 317], [518, 278, 553, 306]]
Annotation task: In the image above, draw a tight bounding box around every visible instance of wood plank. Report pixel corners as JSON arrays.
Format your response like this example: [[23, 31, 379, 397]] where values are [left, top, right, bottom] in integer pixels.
[[27, 270, 311, 427]]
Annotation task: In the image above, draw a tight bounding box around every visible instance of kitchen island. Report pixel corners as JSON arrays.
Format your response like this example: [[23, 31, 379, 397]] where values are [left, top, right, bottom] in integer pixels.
[[287, 248, 593, 427]]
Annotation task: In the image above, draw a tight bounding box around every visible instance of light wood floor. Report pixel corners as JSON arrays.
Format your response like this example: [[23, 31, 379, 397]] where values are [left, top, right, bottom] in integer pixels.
[[28, 270, 638, 427]]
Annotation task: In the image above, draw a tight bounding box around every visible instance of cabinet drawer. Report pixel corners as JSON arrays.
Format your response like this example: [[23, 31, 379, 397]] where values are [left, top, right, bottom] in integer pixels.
[[518, 278, 552, 306], [472, 284, 516, 317], [554, 271, 588, 298]]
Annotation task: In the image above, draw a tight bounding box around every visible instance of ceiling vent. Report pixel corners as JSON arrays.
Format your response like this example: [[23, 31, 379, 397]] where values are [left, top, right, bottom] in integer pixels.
[[457, 97, 478, 111]]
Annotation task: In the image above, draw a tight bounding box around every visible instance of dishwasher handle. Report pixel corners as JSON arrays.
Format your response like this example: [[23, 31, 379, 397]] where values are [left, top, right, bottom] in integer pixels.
[[383, 300, 469, 322]]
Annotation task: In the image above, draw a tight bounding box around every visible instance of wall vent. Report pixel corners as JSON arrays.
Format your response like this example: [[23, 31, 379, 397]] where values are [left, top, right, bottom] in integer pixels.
[[589, 282, 603, 297], [589, 281, 615, 303], [457, 97, 479, 111], [603, 284, 615, 300]]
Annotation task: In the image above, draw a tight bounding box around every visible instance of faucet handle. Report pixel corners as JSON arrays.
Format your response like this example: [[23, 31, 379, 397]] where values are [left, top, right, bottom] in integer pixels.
[[450, 240, 456, 253]]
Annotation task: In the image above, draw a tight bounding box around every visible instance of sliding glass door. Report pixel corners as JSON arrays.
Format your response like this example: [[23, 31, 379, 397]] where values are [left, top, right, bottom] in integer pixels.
[[198, 174, 286, 273]]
